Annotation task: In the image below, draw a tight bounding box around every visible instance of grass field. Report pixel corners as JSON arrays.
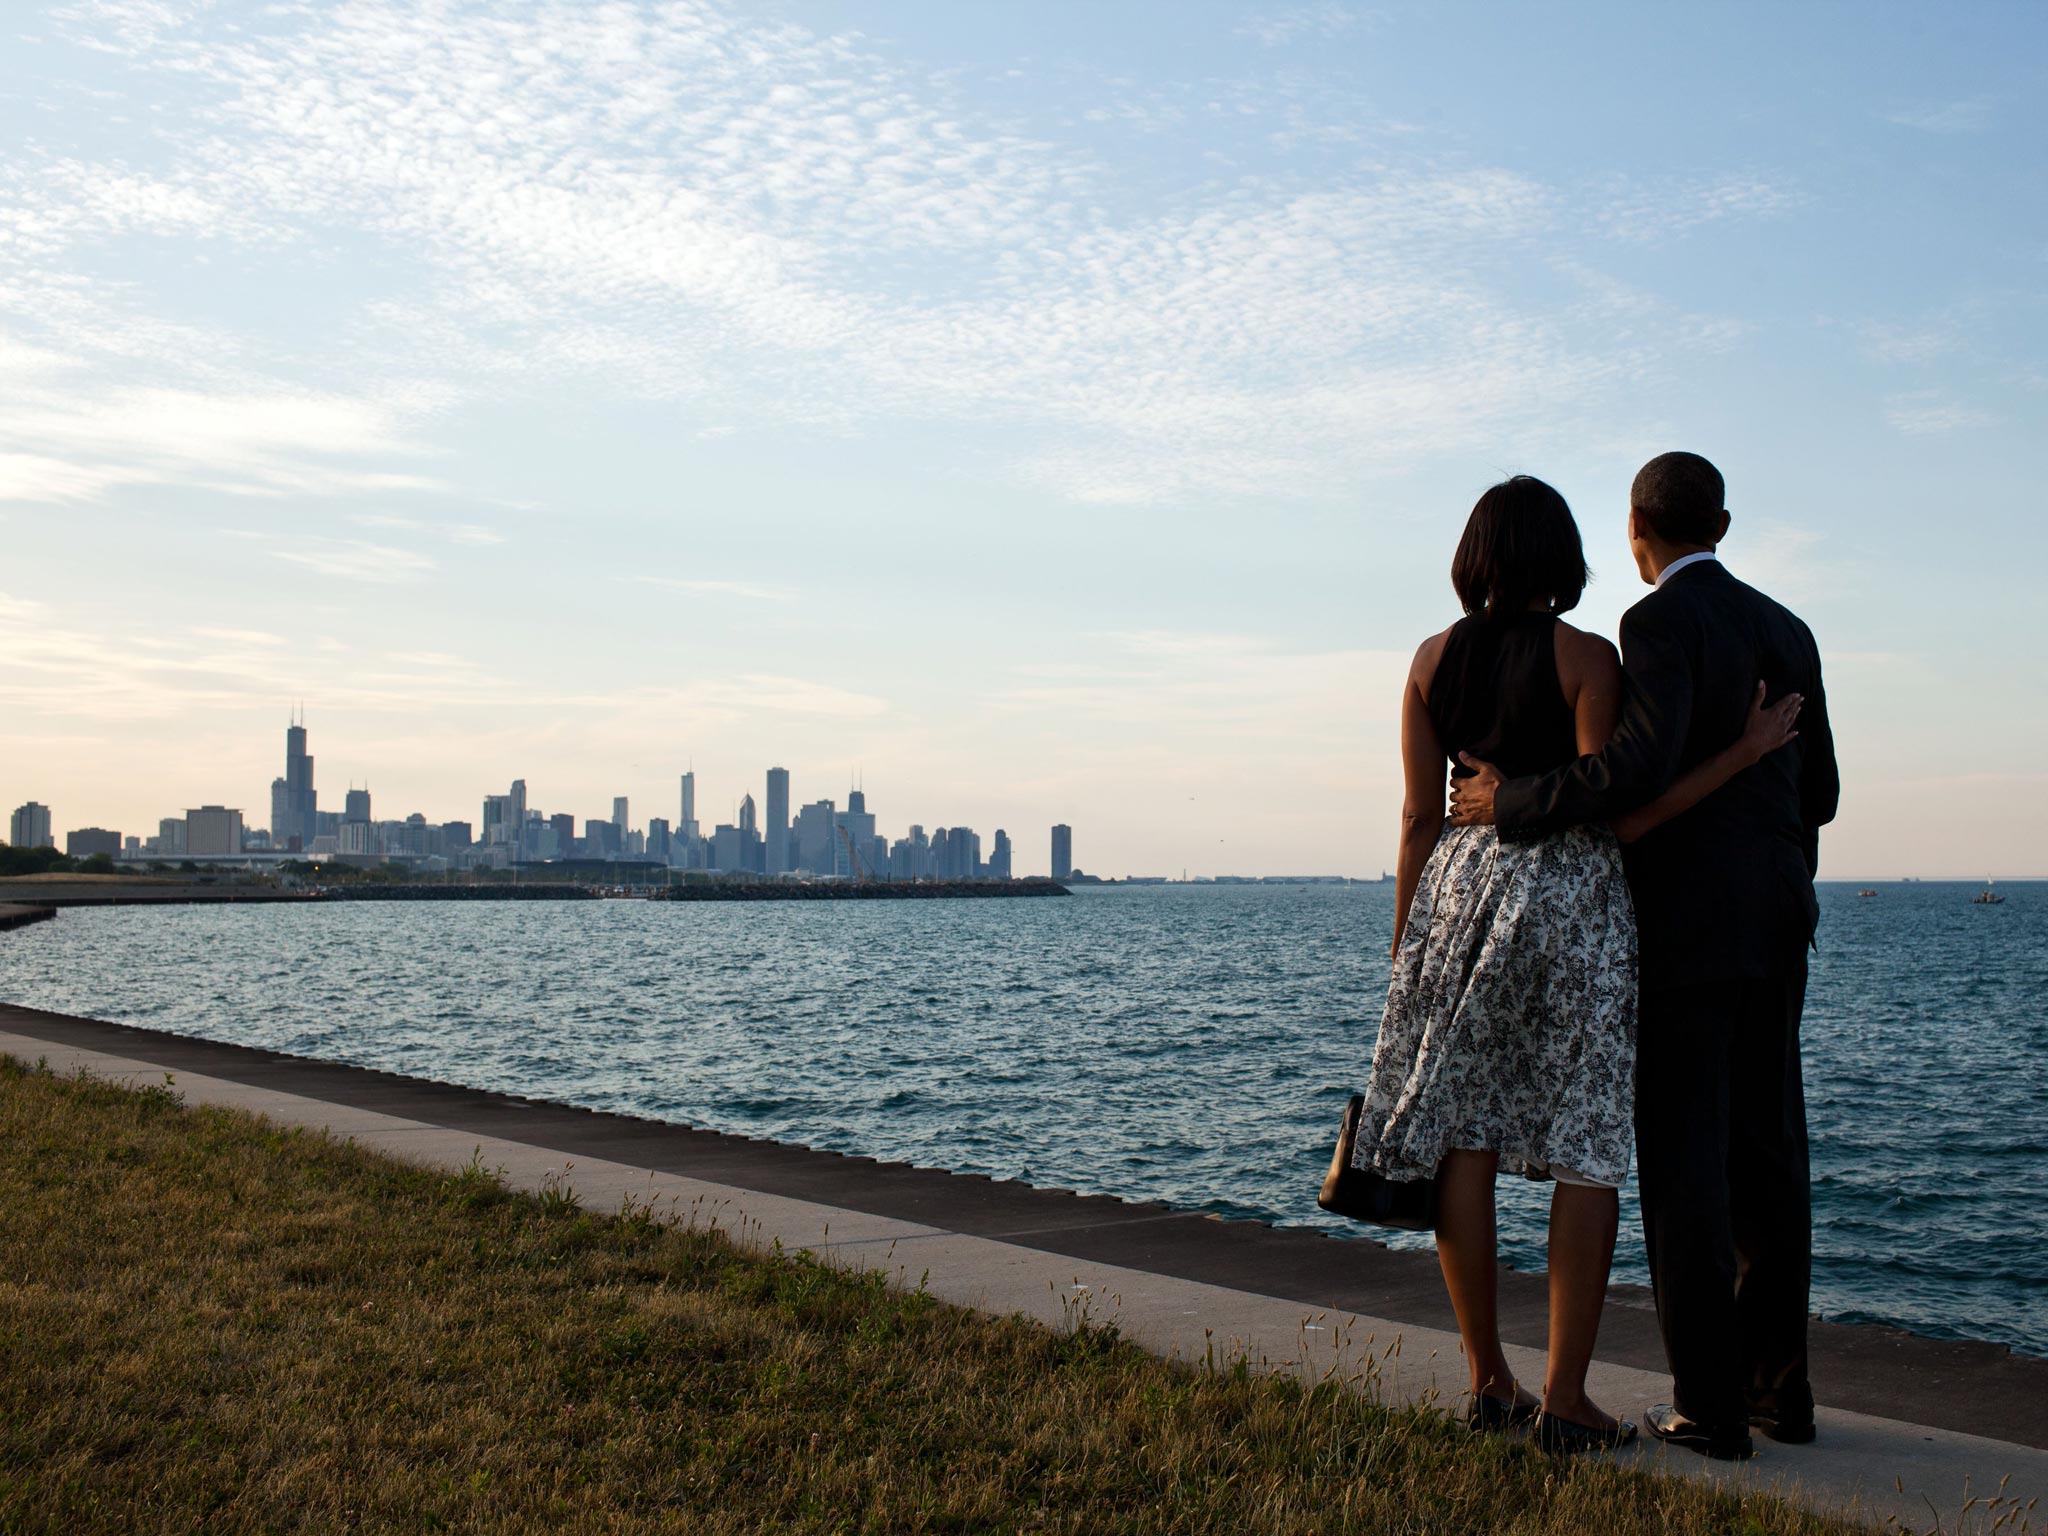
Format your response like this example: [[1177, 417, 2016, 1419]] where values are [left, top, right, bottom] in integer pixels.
[[0, 1053, 1874, 1534]]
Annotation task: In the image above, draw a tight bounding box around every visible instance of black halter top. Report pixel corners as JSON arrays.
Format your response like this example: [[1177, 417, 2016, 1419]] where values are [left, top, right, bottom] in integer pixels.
[[1427, 611, 1578, 780]]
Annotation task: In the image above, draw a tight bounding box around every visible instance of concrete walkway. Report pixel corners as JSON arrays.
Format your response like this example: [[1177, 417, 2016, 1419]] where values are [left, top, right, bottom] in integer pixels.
[[2, 1008, 2041, 1532]]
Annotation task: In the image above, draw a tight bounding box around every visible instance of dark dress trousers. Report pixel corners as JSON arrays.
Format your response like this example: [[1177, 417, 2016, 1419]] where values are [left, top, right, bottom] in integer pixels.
[[1494, 557, 1840, 1431]]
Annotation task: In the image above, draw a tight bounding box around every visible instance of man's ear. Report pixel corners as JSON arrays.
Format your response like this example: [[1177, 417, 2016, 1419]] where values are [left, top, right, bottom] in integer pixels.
[[1627, 506, 1642, 542], [1715, 508, 1732, 545]]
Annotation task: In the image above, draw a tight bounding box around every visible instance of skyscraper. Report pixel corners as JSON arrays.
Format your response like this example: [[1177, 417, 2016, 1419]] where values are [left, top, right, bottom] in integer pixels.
[[482, 793, 515, 845], [765, 766, 789, 875], [793, 799, 836, 874], [835, 787, 876, 879], [66, 828, 122, 858], [344, 786, 372, 824], [1052, 824, 1073, 881], [272, 712, 317, 852], [612, 796, 629, 833], [991, 828, 1012, 881], [9, 802, 53, 849], [678, 772, 698, 839], [186, 805, 245, 856]]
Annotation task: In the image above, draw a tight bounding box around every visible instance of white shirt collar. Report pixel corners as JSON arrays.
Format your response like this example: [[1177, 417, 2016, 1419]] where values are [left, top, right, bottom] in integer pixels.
[[1656, 550, 1719, 588]]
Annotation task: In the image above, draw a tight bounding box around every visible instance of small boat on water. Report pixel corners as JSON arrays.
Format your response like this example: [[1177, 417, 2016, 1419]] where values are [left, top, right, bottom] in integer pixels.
[[1857, 889, 1878, 898], [1972, 882, 2005, 905]]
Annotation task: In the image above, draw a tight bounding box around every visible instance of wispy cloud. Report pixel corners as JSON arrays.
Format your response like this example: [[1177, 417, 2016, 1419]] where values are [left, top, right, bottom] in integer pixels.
[[1883, 390, 1996, 436], [629, 576, 796, 602], [1000, 628, 1407, 735], [0, 369, 441, 505], [1237, 3, 1366, 48], [0, 588, 491, 720], [0, 0, 1797, 515], [1886, 99, 1992, 135], [1597, 173, 1801, 244], [270, 539, 438, 584], [349, 513, 505, 546]]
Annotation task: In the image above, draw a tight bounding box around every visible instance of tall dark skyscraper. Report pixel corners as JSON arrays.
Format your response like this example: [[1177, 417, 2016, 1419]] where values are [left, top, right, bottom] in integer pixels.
[[765, 766, 789, 875], [271, 711, 318, 852], [1051, 823, 1073, 881], [991, 828, 1012, 880]]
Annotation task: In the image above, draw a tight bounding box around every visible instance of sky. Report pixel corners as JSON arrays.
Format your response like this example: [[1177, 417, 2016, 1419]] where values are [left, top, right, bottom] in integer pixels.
[[2, 0, 2044, 879]]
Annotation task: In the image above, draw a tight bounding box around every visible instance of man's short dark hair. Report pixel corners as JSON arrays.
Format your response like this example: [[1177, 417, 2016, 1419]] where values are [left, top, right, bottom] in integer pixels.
[[1631, 452, 1725, 546], [1450, 475, 1589, 617]]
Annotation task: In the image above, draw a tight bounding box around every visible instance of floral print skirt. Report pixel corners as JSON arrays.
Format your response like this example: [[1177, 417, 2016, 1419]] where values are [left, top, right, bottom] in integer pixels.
[[1355, 823, 1638, 1188]]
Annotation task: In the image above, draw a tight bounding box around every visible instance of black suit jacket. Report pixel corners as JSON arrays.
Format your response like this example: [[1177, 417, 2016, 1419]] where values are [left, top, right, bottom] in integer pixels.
[[1495, 559, 1840, 990]]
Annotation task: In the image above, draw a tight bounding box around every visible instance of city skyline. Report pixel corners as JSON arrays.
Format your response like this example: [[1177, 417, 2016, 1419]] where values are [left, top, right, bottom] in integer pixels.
[[6, 714, 1079, 881], [3, 3, 2044, 879]]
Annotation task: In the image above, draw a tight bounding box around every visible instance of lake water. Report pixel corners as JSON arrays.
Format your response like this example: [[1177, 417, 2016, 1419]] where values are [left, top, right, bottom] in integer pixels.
[[3, 881, 2042, 1357]]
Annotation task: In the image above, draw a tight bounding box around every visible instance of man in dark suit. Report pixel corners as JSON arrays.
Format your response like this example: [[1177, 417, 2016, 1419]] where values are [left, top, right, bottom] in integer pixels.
[[1448, 451, 1840, 1460]]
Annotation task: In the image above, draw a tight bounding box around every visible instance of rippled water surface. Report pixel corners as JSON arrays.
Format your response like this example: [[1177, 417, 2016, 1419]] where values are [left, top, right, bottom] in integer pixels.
[[4, 882, 2042, 1355]]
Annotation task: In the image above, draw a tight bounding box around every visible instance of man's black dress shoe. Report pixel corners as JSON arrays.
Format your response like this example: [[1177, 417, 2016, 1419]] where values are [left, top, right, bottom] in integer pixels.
[[1746, 1390, 1817, 1444], [1644, 1403, 1755, 1461], [1748, 1408, 1817, 1445]]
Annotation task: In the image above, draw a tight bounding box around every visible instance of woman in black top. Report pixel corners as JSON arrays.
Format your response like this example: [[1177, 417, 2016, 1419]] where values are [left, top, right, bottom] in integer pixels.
[[1354, 476, 1798, 1454]]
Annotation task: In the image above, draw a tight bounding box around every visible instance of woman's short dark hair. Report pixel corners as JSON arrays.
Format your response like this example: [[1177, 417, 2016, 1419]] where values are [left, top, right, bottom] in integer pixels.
[[1631, 451, 1725, 546], [1450, 475, 1590, 616]]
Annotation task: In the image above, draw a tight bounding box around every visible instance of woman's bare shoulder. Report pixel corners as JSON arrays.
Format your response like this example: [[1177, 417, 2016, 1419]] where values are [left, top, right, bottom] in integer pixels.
[[1553, 620, 1620, 685], [1410, 624, 1457, 687]]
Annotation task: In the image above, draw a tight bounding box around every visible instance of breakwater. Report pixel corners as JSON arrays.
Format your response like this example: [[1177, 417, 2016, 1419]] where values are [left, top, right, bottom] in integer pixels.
[[0, 882, 310, 907], [654, 879, 1069, 901], [0, 904, 55, 932], [320, 881, 1068, 901], [320, 883, 596, 901], [0, 879, 1068, 908]]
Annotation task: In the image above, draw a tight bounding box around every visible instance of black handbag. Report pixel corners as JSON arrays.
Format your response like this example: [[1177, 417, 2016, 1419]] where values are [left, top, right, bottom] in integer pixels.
[[1318, 1094, 1439, 1231]]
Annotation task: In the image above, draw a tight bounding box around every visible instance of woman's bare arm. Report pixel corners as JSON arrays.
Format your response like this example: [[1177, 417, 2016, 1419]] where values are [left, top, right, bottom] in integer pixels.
[[1391, 631, 1452, 960], [1556, 624, 1622, 758], [1611, 682, 1802, 844]]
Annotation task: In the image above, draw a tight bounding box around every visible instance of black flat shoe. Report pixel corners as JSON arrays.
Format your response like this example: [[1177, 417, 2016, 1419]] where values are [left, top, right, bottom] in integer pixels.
[[1534, 1410, 1638, 1456], [1465, 1389, 1539, 1434], [1645, 1403, 1755, 1461]]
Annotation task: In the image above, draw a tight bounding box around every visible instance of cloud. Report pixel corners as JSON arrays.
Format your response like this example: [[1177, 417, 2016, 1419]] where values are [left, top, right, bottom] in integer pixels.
[[191, 626, 286, 647], [1238, 3, 1365, 47], [1596, 174, 1801, 244], [270, 539, 438, 583], [0, 367, 442, 504], [1000, 628, 1408, 736], [1886, 99, 1992, 135], [1883, 391, 1996, 436], [0, 0, 1782, 516], [1730, 521, 1851, 604], [350, 513, 505, 546], [629, 576, 795, 602], [0, 587, 490, 721]]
